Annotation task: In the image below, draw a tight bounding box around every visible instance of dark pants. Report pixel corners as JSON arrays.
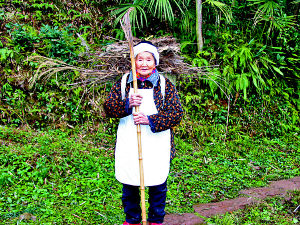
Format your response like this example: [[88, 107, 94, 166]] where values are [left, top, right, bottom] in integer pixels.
[[122, 180, 167, 224]]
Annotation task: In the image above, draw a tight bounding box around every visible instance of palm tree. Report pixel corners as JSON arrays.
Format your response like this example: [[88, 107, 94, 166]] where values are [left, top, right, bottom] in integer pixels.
[[195, 0, 232, 51], [249, 0, 296, 41], [111, 0, 232, 52], [110, 0, 184, 31], [196, 0, 204, 51]]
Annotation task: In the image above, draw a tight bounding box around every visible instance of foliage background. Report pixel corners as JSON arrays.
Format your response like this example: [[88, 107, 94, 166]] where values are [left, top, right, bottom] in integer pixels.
[[0, 0, 299, 224]]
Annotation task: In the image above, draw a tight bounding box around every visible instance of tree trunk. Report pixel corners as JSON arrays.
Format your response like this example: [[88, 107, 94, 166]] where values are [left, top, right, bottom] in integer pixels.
[[196, 0, 203, 51], [295, 2, 300, 21]]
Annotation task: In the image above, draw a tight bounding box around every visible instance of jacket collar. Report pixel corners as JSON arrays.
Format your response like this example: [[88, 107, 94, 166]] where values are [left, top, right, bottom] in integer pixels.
[[127, 69, 159, 87]]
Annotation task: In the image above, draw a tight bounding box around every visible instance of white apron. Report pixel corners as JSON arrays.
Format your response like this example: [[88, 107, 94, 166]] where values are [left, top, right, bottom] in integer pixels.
[[115, 88, 171, 186]]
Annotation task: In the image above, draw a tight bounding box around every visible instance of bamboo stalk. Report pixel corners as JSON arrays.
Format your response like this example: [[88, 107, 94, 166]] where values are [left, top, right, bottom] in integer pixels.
[[120, 8, 147, 225]]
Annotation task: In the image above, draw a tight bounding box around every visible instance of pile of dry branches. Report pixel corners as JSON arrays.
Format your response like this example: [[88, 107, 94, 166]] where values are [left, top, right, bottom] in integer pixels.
[[29, 36, 207, 88], [92, 36, 205, 76]]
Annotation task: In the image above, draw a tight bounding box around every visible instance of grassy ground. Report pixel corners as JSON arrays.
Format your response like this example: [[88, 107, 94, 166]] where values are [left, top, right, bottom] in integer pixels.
[[0, 125, 299, 224], [205, 190, 300, 224]]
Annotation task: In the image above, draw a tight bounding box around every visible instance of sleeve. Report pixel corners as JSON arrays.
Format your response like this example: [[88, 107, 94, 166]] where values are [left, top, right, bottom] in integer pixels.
[[104, 77, 132, 118], [148, 78, 183, 132]]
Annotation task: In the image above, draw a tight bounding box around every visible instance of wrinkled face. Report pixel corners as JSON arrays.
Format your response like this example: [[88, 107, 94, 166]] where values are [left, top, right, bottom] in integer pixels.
[[135, 51, 156, 77]]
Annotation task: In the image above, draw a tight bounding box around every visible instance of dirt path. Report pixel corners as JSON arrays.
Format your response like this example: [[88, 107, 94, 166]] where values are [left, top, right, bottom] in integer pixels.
[[163, 177, 300, 225]]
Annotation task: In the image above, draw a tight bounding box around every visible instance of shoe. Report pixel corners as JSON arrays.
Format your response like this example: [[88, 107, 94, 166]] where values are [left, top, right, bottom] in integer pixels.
[[122, 222, 141, 225]]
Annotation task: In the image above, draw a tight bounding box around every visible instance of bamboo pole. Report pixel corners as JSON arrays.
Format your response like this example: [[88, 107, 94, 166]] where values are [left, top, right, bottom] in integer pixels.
[[120, 8, 147, 225]]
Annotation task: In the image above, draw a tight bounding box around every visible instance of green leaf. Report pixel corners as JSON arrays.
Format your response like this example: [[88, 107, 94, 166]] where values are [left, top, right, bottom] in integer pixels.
[[272, 66, 284, 76], [293, 218, 299, 224]]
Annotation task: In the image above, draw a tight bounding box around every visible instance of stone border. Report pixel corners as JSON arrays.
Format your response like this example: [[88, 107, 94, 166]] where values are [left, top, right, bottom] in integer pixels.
[[163, 177, 300, 225]]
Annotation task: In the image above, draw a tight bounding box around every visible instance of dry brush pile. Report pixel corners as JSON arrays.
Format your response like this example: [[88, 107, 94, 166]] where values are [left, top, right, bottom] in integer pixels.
[[29, 36, 206, 89]]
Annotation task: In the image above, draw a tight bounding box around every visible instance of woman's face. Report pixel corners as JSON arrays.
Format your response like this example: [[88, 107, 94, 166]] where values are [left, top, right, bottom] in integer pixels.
[[135, 51, 156, 77]]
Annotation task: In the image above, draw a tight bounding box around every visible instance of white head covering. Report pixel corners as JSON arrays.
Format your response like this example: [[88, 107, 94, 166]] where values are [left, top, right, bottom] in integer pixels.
[[133, 42, 159, 66]]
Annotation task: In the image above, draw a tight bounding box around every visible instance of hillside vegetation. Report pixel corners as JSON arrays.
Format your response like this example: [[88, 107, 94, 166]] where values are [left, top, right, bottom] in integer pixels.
[[0, 0, 299, 224]]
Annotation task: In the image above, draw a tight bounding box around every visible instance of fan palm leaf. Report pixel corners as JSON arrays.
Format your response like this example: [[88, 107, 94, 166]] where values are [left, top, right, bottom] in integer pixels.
[[204, 0, 233, 23], [111, 0, 185, 30], [249, 0, 296, 32], [110, 1, 148, 29], [144, 0, 184, 23]]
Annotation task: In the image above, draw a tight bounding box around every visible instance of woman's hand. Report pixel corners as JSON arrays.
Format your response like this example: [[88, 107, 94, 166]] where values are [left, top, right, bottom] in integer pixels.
[[129, 93, 143, 108], [133, 112, 149, 125]]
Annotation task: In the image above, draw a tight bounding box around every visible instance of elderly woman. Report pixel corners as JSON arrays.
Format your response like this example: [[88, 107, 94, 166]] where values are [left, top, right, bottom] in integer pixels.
[[104, 41, 183, 225]]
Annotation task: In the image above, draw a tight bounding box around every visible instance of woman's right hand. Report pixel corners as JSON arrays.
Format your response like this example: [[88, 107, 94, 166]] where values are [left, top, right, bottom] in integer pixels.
[[129, 93, 143, 108]]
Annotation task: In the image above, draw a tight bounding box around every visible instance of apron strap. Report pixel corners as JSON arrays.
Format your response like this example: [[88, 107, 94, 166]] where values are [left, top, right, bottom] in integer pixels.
[[121, 73, 166, 106], [159, 74, 165, 106], [121, 73, 129, 100]]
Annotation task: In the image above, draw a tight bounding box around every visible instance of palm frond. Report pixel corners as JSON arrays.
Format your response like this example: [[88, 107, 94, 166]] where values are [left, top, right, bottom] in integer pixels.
[[145, 0, 175, 23], [251, 0, 297, 33], [180, 10, 196, 35], [250, 0, 280, 24], [204, 0, 233, 23], [110, 1, 148, 29]]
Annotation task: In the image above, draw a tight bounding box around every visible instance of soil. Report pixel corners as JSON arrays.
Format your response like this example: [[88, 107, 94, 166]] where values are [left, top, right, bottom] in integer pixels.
[[163, 176, 300, 225]]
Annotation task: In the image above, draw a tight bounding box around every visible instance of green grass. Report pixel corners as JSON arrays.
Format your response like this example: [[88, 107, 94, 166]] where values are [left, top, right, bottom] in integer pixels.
[[205, 190, 300, 225], [167, 131, 299, 213], [0, 125, 299, 224], [0, 127, 121, 224]]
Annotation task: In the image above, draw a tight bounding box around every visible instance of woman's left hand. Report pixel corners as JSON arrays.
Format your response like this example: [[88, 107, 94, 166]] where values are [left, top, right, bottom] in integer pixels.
[[133, 112, 149, 125]]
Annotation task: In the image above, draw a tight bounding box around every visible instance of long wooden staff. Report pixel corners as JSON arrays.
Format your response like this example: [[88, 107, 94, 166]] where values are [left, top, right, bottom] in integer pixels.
[[120, 8, 147, 225]]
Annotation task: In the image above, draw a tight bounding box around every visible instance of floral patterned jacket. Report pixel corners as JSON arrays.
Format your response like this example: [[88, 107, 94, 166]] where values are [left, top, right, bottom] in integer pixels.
[[104, 74, 183, 159]]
